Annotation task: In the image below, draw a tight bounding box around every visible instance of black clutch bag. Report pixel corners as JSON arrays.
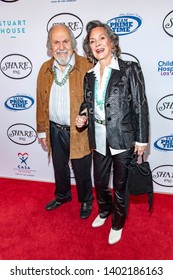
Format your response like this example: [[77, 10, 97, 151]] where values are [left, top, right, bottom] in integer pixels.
[[124, 153, 153, 212]]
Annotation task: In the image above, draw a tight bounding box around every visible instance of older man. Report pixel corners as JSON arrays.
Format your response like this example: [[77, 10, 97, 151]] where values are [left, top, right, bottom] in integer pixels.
[[36, 24, 93, 218]]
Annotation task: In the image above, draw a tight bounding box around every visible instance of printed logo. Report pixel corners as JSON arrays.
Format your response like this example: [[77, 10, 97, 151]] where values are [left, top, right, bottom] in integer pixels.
[[107, 14, 142, 36], [156, 94, 173, 120], [121, 52, 139, 63], [0, 54, 32, 79], [4, 95, 34, 111], [13, 152, 36, 177], [0, 19, 26, 38], [47, 13, 83, 38], [154, 135, 173, 151], [152, 165, 173, 187], [18, 152, 30, 170], [1, 0, 19, 2], [158, 60, 173, 76], [7, 123, 37, 145], [163, 10, 173, 37], [50, 0, 76, 2]]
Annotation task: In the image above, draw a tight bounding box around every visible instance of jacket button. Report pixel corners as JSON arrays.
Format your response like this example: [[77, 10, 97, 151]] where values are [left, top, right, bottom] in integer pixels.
[[107, 103, 110, 107], [107, 117, 111, 121]]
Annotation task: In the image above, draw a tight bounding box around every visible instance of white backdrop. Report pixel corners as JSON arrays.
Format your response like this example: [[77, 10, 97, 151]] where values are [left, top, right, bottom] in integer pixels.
[[0, 0, 173, 194]]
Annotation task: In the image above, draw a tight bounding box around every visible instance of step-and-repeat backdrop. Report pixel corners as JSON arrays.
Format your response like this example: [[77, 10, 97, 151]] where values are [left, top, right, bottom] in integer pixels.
[[0, 0, 173, 194]]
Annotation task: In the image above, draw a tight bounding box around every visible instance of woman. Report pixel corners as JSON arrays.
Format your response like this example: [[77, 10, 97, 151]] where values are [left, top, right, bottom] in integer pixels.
[[76, 20, 149, 244]]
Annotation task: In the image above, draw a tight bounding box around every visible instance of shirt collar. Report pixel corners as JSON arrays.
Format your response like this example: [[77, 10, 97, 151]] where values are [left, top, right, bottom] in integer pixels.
[[88, 56, 120, 74]]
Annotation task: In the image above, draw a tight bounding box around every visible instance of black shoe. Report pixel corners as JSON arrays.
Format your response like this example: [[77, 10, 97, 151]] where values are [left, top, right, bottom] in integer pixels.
[[45, 197, 72, 211], [80, 201, 92, 219]]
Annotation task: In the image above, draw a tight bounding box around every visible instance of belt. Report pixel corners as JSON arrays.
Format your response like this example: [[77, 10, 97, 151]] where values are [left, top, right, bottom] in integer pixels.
[[53, 122, 70, 131], [94, 118, 106, 125]]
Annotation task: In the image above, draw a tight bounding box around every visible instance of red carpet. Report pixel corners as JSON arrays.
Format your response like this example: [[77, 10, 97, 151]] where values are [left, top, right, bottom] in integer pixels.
[[0, 178, 172, 260]]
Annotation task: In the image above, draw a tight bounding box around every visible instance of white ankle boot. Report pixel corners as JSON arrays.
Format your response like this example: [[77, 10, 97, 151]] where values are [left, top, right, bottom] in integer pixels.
[[108, 228, 122, 244], [92, 215, 107, 227]]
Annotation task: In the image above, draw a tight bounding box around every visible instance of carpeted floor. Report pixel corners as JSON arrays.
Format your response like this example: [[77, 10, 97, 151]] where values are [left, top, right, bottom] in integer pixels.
[[0, 178, 173, 260]]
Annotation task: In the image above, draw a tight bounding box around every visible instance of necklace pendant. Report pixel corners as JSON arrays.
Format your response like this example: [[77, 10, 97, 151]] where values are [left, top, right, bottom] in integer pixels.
[[96, 100, 104, 111], [53, 65, 73, 87], [100, 104, 103, 110], [94, 68, 112, 111]]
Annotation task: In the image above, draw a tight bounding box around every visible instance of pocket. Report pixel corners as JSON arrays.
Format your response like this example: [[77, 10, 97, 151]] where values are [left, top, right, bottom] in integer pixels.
[[122, 122, 134, 132]]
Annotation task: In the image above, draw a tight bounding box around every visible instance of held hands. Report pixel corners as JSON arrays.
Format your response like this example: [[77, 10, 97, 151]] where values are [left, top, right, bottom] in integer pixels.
[[75, 115, 88, 128]]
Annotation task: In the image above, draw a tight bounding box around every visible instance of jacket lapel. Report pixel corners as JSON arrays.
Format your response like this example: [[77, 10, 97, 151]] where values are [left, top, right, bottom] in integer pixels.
[[109, 58, 126, 86], [87, 58, 126, 98]]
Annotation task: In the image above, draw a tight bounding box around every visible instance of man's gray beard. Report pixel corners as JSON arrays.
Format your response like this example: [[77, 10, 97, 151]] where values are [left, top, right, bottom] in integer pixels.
[[55, 54, 71, 66]]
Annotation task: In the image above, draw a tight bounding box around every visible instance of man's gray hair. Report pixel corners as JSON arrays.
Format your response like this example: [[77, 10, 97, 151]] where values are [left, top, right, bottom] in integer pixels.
[[47, 23, 77, 50]]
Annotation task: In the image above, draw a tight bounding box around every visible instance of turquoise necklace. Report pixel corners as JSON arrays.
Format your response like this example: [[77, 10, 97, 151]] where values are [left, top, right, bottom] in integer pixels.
[[53, 64, 73, 87], [94, 68, 112, 110]]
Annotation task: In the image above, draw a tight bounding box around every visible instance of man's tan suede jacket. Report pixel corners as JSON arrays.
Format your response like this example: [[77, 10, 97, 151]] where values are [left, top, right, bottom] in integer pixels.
[[36, 52, 92, 159]]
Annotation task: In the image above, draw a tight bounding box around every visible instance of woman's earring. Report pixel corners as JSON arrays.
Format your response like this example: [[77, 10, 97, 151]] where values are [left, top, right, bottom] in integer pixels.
[[112, 49, 116, 58]]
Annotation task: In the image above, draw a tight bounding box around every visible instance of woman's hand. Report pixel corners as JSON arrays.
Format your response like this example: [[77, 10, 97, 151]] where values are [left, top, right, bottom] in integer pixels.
[[134, 144, 147, 156], [75, 115, 88, 128]]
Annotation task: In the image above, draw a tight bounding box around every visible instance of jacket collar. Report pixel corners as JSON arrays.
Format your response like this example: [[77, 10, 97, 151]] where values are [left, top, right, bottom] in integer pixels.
[[87, 57, 126, 87], [108, 58, 126, 85]]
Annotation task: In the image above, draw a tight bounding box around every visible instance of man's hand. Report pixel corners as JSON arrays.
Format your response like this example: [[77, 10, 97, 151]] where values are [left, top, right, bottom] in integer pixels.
[[39, 138, 48, 150]]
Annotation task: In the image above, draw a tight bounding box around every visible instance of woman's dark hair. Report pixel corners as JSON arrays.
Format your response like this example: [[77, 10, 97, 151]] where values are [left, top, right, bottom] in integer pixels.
[[83, 20, 121, 64]]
